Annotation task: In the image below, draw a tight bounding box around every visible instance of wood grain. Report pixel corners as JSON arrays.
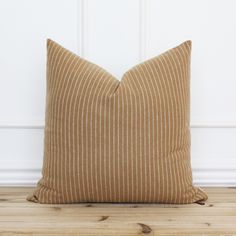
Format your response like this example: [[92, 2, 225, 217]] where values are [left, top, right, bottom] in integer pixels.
[[0, 187, 236, 235]]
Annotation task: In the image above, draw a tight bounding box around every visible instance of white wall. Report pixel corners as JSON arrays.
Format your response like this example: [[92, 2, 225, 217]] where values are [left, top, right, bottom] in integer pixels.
[[0, 0, 236, 186]]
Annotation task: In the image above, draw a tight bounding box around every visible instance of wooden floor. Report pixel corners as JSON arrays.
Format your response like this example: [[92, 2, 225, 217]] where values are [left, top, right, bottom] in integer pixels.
[[0, 188, 236, 235]]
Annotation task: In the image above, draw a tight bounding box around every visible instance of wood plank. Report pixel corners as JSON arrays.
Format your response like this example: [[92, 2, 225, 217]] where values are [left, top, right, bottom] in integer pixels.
[[0, 187, 236, 235]]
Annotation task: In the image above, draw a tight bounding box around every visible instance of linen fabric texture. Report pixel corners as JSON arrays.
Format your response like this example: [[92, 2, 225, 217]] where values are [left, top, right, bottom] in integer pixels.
[[28, 40, 208, 204]]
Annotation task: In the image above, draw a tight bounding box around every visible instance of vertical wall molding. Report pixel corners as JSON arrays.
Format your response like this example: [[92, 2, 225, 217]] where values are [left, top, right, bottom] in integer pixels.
[[139, 0, 147, 61], [77, 0, 88, 58], [77, 0, 89, 58], [77, 0, 83, 56], [139, 0, 150, 62]]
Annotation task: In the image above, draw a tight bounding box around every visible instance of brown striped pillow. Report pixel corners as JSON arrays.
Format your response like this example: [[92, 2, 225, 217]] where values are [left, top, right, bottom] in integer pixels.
[[28, 39, 208, 204]]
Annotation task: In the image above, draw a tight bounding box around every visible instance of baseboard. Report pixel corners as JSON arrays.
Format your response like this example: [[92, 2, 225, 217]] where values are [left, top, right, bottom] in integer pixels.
[[0, 168, 236, 187], [0, 169, 41, 186], [193, 168, 236, 186]]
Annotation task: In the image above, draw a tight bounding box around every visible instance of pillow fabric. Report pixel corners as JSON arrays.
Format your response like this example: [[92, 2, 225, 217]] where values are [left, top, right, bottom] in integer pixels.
[[28, 39, 207, 204]]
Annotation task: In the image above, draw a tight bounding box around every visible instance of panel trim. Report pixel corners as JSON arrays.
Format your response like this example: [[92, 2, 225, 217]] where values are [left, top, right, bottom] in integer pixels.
[[190, 123, 236, 128], [79, 0, 88, 58], [0, 124, 44, 129], [1, 123, 236, 129], [139, 0, 148, 61], [77, 0, 85, 56]]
